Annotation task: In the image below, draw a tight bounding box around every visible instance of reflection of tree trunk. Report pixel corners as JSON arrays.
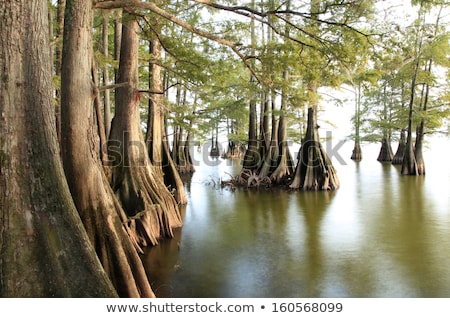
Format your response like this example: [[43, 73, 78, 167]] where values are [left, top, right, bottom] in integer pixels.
[[0, 0, 117, 297], [290, 107, 339, 191], [109, 16, 182, 249], [60, 1, 154, 297]]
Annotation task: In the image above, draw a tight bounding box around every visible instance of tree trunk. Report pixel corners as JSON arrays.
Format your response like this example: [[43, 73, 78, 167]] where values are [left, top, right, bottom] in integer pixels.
[[60, 0, 154, 297], [103, 12, 112, 139], [258, 102, 279, 179], [377, 137, 394, 162], [414, 122, 426, 175], [290, 107, 340, 191], [0, 0, 117, 297], [146, 37, 187, 204], [392, 130, 406, 165], [402, 33, 423, 176], [242, 98, 260, 169], [270, 70, 294, 183], [109, 15, 182, 249], [242, 0, 260, 171], [351, 85, 362, 160], [54, 0, 65, 146], [351, 141, 363, 161]]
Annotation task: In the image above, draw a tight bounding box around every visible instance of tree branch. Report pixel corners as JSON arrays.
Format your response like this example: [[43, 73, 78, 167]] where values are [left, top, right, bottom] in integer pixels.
[[95, 0, 265, 84], [98, 82, 130, 91]]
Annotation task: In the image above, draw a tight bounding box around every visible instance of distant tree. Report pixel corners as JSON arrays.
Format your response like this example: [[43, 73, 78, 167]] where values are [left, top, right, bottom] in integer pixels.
[[402, 2, 450, 175]]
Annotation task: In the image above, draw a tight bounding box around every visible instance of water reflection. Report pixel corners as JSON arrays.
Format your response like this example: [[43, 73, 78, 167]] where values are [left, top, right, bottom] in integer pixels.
[[144, 141, 450, 298]]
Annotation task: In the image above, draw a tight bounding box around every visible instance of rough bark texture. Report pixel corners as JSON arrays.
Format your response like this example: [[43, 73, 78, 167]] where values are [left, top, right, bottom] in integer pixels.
[[146, 38, 188, 204], [60, 0, 154, 297], [392, 130, 406, 165], [290, 107, 339, 191], [242, 99, 260, 170], [350, 141, 362, 161], [270, 94, 294, 183], [414, 123, 426, 175], [377, 137, 394, 162], [0, 0, 117, 297], [109, 17, 182, 249]]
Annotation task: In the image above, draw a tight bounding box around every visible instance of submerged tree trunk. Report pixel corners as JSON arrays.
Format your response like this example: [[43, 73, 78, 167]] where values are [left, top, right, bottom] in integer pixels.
[[0, 0, 117, 297], [109, 16, 182, 249], [60, 0, 154, 297], [290, 107, 339, 191]]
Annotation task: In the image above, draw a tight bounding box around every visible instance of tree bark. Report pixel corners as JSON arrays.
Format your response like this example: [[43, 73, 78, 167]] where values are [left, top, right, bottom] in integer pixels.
[[377, 137, 394, 162], [109, 15, 182, 249], [146, 36, 188, 204], [270, 70, 294, 183], [0, 0, 116, 297], [290, 107, 340, 191], [350, 84, 362, 160], [103, 12, 112, 139], [60, 0, 154, 297], [392, 130, 406, 165]]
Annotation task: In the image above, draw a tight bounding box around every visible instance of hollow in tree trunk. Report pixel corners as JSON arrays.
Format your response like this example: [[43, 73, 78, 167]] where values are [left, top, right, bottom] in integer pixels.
[[109, 16, 182, 249], [60, 0, 154, 297], [290, 107, 339, 191]]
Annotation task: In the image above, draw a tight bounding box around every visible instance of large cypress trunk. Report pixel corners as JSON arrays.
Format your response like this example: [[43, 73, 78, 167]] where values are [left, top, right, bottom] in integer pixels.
[[290, 107, 339, 191], [146, 37, 187, 204], [109, 16, 182, 249], [392, 130, 406, 165], [351, 141, 362, 161], [0, 0, 116, 297], [414, 122, 426, 175], [60, 0, 154, 297], [377, 137, 394, 162]]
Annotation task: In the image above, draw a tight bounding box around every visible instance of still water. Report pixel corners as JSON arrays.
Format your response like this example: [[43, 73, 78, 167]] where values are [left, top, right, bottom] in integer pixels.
[[143, 138, 450, 297]]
